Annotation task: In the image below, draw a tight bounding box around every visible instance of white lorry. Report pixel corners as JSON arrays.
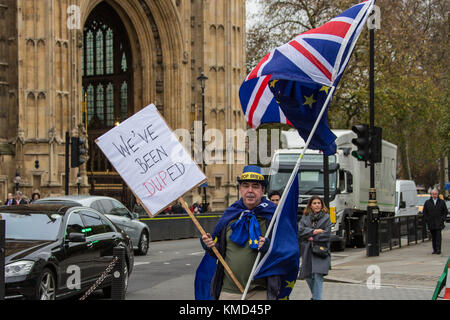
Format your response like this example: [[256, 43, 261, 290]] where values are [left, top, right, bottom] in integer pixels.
[[267, 129, 397, 251]]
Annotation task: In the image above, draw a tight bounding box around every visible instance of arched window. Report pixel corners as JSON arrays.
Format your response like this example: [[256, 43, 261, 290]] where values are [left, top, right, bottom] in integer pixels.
[[82, 2, 133, 172]]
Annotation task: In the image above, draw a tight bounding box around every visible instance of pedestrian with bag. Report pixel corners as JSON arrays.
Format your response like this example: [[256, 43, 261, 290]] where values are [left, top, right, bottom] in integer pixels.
[[423, 189, 448, 255], [298, 195, 332, 300]]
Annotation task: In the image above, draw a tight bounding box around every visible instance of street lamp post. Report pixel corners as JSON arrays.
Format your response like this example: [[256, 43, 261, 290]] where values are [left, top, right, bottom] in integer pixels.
[[197, 72, 208, 211]]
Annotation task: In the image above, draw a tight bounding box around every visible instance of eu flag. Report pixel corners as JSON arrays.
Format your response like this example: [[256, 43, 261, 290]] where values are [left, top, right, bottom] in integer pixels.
[[253, 175, 300, 299], [271, 79, 336, 155], [194, 253, 216, 300]]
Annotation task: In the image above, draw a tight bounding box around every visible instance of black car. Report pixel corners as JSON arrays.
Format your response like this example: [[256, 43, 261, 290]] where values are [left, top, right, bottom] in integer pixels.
[[1, 203, 134, 300]]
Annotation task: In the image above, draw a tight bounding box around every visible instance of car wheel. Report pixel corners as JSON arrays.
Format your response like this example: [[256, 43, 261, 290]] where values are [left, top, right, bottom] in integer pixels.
[[136, 230, 149, 256], [36, 268, 57, 300], [102, 262, 129, 299]]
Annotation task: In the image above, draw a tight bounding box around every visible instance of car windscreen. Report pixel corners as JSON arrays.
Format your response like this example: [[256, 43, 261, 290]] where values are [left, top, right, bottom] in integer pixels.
[[416, 196, 429, 206], [1, 212, 63, 241]]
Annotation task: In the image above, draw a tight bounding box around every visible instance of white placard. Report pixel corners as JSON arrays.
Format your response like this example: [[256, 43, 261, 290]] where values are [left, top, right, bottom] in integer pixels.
[[96, 104, 206, 217]]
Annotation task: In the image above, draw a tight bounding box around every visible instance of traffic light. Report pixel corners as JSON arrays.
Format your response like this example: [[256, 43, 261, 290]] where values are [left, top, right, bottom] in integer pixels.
[[351, 124, 370, 161], [71, 137, 87, 168], [369, 126, 382, 163]]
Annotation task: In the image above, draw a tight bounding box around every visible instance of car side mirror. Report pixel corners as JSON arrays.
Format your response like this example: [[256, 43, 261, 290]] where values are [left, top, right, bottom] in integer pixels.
[[131, 212, 139, 220], [400, 201, 406, 209], [68, 232, 86, 243]]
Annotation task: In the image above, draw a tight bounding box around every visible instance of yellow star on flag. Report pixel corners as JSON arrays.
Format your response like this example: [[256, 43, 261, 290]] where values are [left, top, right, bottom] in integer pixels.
[[285, 280, 296, 289], [270, 79, 279, 88], [320, 86, 330, 95], [303, 94, 316, 109]]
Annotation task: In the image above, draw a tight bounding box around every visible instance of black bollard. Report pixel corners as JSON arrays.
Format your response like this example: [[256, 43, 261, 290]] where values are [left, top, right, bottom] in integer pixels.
[[0, 220, 5, 300], [111, 246, 126, 300]]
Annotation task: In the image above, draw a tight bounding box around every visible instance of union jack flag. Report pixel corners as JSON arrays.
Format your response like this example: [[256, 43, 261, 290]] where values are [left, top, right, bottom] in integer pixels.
[[240, 0, 375, 155]]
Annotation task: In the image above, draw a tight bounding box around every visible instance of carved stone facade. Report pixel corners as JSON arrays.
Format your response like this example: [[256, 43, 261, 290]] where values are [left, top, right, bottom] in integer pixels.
[[0, 0, 247, 211]]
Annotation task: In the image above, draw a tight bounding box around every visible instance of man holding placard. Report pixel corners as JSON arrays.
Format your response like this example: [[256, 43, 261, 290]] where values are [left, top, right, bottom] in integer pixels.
[[200, 165, 280, 300]]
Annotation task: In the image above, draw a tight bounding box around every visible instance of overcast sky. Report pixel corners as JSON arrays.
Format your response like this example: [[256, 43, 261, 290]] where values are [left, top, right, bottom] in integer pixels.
[[246, 0, 262, 30]]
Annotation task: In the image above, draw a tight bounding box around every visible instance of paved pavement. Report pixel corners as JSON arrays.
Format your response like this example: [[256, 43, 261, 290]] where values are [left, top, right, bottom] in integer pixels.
[[290, 227, 450, 300]]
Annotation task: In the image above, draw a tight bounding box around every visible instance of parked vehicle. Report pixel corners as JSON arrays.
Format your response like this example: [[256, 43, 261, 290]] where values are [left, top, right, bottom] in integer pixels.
[[2, 203, 134, 300], [446, 200, 450, 222], [395, 180, 419, 216], [267, 129, 397, 251], [36, 195, 150, 255], [416, 194, 430, 213]]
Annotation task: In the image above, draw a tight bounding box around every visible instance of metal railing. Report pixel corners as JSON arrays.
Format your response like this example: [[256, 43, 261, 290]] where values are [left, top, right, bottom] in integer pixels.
[[378, 214, 429, 252]]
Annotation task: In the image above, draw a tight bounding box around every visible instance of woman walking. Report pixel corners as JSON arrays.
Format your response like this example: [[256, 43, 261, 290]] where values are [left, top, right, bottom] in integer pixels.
[[298, 196, 332, 300]]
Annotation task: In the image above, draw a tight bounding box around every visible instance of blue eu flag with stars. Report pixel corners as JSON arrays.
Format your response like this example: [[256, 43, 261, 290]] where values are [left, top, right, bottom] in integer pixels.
[[253, 174, 300, 299], [270, 79, 336, 155]]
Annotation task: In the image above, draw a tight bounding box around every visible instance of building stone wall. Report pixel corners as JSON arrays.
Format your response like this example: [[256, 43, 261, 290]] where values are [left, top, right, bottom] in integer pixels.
[[0, 0, 247, 211]]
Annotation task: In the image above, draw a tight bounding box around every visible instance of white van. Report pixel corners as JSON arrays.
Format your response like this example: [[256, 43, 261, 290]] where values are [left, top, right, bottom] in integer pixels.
[[395, 180, 419, 216]]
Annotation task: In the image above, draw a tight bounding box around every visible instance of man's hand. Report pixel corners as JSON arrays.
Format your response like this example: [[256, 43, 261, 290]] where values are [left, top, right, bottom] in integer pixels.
[[202, 233, 215, 248], [313, 229, 324, 235], [258, 236, 265, 250]]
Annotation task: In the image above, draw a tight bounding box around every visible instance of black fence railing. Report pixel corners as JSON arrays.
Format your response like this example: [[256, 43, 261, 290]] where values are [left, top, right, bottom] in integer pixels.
[[378, 214, 429, 252]]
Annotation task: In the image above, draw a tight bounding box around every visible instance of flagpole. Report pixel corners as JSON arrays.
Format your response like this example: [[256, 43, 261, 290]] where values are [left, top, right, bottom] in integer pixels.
[[241, 85, 336, 300]]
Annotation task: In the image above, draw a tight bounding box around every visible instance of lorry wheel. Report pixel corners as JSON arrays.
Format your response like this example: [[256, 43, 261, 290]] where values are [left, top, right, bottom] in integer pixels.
[[336, 223, 347, 251], [355, 217, 367, 248], [355, 232, 367, 248]]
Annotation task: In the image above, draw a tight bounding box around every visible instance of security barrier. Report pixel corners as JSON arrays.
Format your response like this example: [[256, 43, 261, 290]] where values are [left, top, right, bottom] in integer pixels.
[[79, 246, 126, 300], [379, 214, 429, 251], [111, 246, 126, 300], [139, 212, 222, 241]]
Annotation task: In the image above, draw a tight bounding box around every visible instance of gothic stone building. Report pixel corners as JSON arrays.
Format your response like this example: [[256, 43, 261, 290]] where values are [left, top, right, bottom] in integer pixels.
[[0, 0, 247, 211]]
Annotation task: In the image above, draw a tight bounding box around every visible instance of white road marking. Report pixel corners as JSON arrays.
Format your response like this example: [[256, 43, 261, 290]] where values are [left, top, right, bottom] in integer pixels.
[[134, 262, 150, 267]]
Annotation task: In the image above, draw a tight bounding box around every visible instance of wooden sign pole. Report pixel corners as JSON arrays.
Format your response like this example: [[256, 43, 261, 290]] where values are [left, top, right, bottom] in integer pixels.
[[178, 197, 244, 294]]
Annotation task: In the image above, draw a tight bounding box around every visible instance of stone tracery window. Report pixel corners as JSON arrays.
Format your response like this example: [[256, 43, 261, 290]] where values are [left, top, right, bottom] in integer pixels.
[[82, 2, 132, 130], [82, 2, 133, 173]]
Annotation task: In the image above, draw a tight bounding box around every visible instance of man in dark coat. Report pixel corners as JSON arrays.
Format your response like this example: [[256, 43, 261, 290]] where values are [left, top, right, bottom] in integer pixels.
[[423, 189, 448, 254]]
